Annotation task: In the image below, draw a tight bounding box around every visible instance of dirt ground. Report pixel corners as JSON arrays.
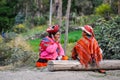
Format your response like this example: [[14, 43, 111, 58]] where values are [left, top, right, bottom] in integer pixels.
[[0, 67, 120, 80]]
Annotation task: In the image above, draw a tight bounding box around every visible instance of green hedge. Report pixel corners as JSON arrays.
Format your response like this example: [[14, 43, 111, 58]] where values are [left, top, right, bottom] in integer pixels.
[[94, 16, 120, 59]]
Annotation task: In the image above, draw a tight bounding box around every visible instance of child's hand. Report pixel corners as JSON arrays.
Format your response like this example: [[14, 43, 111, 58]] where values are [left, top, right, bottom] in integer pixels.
[[57, 56, 62, 60]]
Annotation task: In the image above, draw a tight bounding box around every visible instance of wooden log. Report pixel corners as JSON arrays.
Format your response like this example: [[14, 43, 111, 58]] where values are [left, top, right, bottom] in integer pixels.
[[47, 60, 120, 71]]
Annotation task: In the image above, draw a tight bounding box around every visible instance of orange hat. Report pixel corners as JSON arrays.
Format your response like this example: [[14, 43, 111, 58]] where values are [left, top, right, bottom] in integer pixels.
[[80, 25, 95, 37], [46, 25, 59, 34]]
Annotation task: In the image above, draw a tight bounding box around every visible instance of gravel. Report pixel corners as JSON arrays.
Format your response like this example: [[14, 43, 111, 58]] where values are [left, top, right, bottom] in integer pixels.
[[0, 67, 120, 80]]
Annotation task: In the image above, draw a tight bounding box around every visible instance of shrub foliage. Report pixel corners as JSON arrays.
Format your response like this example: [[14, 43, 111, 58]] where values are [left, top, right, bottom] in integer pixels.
[[94, 16, 120, 59], [0, 35, 34, 66]]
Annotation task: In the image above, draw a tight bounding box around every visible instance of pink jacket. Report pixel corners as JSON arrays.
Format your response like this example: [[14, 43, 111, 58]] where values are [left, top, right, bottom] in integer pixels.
[[39, 36, 65, 60]]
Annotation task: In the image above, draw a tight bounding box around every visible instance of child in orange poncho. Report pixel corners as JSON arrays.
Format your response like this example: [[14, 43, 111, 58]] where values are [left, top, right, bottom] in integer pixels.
[[72, 25, 105, 73]]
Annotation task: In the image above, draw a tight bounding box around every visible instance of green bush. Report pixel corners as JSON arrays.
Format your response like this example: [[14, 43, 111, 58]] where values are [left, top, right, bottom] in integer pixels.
[[78, 15, 101, 26], [95, 3, 111, 16], [94, 17, 120, 59], [114, 16, 120, 25], [0, 35, 34, 66], [0, 1, 17, 32], [4, 32, 17, 42], [0, 43, 12, 66], [95, 3, 112, 20], [15, 12, 25, 24], [12, 24, 27, 33], [34, 16, 47, 26]]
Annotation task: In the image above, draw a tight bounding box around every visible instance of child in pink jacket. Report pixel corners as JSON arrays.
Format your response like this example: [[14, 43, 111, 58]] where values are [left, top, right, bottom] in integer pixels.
[[36, 25, 68, 67]]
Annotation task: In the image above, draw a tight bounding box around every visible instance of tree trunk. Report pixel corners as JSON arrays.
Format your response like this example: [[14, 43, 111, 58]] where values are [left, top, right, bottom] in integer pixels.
[[57, 0, 62, 27], [47, 60, 120, 71], [49, 0, 53, 26], [118, 0, 120, 15], [35, 0, 41, 18], [64, 0, 71, 54], [25, 2, 28, 21]]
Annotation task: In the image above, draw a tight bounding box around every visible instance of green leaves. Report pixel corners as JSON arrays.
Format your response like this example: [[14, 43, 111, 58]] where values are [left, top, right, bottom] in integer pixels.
[[95, 3, 111, 16], [94, 16, 120, 59], [0, 0, 17, 32], [0, 0, 7, 6]]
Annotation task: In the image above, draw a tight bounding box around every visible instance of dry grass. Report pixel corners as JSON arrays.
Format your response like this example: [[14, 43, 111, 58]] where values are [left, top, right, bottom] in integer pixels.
[[0, 64, 14, 71], [0, 35, 3, 43], [7, 35, 32, 51]]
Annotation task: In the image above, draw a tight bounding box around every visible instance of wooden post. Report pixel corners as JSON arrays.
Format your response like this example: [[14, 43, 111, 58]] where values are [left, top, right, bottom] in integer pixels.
[[47, 60, 120, 71]]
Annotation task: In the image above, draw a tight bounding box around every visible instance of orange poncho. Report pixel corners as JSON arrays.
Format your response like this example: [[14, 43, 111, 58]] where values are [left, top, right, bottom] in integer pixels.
[[72, 36, 102, 67]]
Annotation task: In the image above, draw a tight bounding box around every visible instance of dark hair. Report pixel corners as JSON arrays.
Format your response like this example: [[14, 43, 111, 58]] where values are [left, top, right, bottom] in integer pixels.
[[86, 33, 91, 38], [48, 30, 60, 38]]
